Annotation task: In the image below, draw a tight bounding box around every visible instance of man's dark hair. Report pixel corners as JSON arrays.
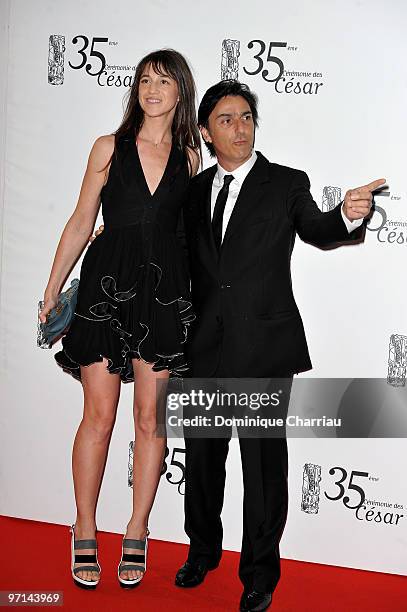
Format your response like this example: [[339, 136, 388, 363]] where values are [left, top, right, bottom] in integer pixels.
[[198, 80, 259, 156]]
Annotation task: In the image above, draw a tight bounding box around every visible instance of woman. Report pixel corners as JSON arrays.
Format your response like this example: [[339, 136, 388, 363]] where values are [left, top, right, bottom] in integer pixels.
[[39, 48, 200, 589]]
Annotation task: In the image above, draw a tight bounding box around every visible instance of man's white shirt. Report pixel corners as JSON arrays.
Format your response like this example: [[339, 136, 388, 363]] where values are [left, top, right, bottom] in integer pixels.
[[210, 150, 363, 241]]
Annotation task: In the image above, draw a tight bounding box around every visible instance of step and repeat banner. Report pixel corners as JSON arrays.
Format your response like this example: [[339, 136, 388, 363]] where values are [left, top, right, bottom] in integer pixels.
[[1, 0, 406, 576]]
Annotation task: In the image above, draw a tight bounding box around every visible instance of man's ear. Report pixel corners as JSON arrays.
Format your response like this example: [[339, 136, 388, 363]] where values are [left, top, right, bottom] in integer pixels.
[[200, 126, 212, 144]]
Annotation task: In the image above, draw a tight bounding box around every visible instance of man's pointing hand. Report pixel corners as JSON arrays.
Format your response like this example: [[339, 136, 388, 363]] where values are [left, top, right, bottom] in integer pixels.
[[343, 178, 386, 221]]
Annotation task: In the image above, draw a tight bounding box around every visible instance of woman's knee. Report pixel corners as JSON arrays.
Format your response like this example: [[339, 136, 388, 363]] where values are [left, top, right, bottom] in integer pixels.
[[134, 403, 159, 436], [82, 403, 117, 441]]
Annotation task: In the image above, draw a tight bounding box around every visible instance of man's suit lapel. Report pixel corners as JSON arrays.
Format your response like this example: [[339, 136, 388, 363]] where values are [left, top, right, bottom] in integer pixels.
[[204, 166, 217, 251], [197, 165, 218, 264], [221, 153, 271, 249]]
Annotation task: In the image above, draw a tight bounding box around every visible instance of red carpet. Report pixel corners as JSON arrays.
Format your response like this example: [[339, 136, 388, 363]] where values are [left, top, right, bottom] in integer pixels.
[[0, 516, 405, 611]]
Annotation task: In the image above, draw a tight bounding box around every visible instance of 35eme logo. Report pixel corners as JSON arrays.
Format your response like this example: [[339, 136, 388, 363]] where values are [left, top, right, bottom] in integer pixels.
[[221, 38, 323, 95], [48, 34, 129, 87], [301, 463, 404, 526]]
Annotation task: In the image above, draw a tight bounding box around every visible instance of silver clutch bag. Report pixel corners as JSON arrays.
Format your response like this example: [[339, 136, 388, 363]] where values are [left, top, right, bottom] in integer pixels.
[[37, 278, 79, 348]]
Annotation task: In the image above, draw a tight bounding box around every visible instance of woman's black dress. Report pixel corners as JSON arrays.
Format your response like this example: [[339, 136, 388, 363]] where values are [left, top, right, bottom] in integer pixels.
[[55, 135, 194, 382]]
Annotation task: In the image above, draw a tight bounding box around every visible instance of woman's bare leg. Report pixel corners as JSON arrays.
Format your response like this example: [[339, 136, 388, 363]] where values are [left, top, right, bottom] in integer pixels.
[[73, 358, 121, 581], [119, 359, 168, 581]]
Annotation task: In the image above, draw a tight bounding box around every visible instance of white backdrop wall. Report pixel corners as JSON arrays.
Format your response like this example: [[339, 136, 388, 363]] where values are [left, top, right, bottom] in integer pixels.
[[1, 0, 406, 576]]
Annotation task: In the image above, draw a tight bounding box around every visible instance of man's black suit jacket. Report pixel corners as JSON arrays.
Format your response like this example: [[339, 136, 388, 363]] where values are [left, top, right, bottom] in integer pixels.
[[182, 151, 362, 378]]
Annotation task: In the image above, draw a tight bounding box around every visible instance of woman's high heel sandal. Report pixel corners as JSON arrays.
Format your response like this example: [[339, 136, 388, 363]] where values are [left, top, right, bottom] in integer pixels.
[[117, 528, 150, 588], [70, 524, 101, 590]]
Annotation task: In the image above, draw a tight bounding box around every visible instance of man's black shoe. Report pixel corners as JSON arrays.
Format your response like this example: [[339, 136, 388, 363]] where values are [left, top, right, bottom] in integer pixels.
[[239, 590, 272, 611], [175, 560, 217, 588]]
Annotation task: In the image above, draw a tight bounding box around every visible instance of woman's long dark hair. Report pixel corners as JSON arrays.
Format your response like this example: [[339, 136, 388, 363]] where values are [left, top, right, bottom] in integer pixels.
[[115, 49, 201, 172]]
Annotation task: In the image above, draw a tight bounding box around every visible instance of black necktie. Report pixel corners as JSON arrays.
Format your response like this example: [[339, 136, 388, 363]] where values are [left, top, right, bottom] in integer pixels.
[[212, 174, 234, 252]]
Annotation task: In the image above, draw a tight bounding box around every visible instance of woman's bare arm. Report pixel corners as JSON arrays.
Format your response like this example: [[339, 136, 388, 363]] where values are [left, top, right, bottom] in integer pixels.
[[39, 135, 114, 322]]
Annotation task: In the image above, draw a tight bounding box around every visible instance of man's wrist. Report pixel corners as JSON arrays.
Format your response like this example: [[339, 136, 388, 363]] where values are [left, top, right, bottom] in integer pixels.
[[340, 203, 364, 233]]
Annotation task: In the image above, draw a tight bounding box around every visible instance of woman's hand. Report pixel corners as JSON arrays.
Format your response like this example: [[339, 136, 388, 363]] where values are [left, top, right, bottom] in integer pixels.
[[39, 293, 59, 323]]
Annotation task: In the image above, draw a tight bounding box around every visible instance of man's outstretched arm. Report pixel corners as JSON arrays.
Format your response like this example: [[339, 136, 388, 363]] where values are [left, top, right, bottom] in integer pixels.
[[287, 171, 386, 246]]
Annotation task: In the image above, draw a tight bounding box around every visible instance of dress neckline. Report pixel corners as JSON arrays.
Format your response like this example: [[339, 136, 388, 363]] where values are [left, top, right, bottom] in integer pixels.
[[134, 139, 175, 198]]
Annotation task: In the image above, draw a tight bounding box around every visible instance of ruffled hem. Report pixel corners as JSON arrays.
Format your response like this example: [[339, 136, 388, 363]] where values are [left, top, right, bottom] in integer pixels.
[[55, 347, 189, 383], [55, 295, 195, 383]]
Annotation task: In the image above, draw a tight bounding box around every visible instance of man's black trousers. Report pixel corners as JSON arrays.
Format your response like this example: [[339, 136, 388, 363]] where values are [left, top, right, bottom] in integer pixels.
[[183, 376, 292, 593]]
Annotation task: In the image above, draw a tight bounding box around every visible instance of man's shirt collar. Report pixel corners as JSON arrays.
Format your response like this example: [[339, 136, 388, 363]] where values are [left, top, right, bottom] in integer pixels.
[[214, 150, 257, 188]]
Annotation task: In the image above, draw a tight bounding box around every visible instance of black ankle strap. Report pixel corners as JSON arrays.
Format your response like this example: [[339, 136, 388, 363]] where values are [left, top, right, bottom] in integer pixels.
[[122, 553, 145, 563], [75, 553, 97, 563]]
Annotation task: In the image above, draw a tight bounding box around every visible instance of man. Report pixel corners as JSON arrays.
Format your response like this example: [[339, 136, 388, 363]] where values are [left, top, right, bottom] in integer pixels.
[[174, 80, 384, 611]]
